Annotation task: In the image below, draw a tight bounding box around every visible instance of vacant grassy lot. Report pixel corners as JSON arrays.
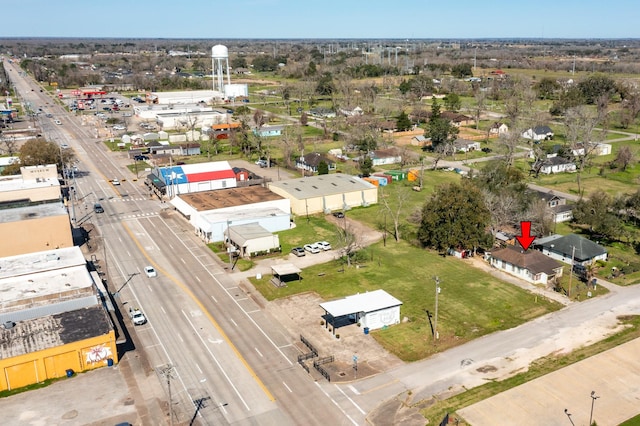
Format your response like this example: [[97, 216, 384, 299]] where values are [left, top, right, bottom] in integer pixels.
[[251, 239, 561, 361]]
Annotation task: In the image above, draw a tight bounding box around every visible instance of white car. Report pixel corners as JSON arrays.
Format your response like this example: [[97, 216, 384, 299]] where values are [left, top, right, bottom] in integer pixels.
[[304, 243, 321, 254], [143, 266, 157, 278], [111, 178, 120, 186], [54, 119, 62, 125], [316, 241, 332, 251], [113, 124, 126, 130]]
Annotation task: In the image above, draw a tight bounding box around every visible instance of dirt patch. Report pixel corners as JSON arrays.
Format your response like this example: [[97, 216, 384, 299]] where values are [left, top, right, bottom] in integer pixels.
[[266, 292, 404, 381]]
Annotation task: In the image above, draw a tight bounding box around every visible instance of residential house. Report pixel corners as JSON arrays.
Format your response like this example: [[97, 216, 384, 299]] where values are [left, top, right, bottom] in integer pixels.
[[522, 126, 554, 141], [339, 106, 363, 117], [253, 125, 284, 137], [210, 122, 241, 140], [528, 189, 574, 223], [453, 138, 481, 153], [489, 122, 509, 135], [411, 135, 431, 147], [181, 143, 201, 156], [309, 107, 336, 118], [489, 245, 564, 286], [531, 156, 576, 174], [534, 234, 608, 266], [379, 121, 397, 133], [147, 141, 183, 156], [370, 149, 402, 166], [440, 112, 474, 127], [296, 152, 336, 174]]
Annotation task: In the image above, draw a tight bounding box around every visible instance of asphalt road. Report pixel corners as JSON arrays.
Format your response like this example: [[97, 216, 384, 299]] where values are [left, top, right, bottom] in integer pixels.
[[5, 57, 640, 426], [5, 58, 363, 425]]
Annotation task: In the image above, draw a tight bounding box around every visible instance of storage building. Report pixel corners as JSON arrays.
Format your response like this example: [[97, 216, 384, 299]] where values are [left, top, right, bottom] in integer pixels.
[[268, 174, 378, 216]]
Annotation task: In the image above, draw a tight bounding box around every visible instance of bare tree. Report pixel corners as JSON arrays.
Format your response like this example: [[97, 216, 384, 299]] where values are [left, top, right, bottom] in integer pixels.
[[335, 219, 361, 268], [614, 145, 635, 171], [564, 105, 605, 196], [379, 185, 410, 242]]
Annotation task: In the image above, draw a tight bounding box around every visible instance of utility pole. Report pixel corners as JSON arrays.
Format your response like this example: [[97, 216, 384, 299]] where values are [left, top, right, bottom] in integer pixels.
[[159, 364, 176, 426], [433, 276, 440, 340], [568, 245, 576, 298]]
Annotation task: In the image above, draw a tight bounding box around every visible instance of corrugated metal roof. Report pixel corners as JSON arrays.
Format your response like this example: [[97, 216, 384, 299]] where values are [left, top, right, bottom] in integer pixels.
[[269, 174, 375, 199]]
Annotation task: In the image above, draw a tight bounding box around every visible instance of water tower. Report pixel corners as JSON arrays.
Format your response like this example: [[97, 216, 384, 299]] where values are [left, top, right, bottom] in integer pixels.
[[211, 44, 231, 93]]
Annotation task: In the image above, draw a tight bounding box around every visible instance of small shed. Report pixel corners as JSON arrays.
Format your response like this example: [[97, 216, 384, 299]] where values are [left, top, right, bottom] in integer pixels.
[[270, 263, 302, 287], [319, 289, 402, 333]]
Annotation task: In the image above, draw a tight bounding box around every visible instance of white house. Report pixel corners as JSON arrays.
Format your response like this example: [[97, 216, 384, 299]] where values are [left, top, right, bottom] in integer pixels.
[[534, 234, 608, 266], [453, 138, 481, 153], [319, 289, 402, 332], [532, 157, 576, 174], [370, 149, 402, 166], [489, 246, 564, 286], [522, 126, 554, 141], [489, 122, 509, 135]]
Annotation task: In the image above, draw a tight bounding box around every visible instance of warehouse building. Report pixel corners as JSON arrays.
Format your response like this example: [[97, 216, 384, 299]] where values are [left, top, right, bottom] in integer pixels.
[[268, 174, 378, 216], [0, 247, 117, 391]]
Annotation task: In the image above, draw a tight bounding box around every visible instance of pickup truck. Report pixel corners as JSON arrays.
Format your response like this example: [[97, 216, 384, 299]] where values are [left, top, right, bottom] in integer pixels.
[[128, 307, 147, 326]]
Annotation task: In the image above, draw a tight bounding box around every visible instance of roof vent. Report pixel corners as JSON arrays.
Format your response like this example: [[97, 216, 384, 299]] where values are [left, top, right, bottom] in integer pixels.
[[4, 321, 15, 329]]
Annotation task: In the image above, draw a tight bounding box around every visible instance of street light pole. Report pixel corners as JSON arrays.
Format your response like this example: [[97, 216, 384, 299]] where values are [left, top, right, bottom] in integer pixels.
[[564, 409, 575, 426], [589, 391, 600, 426]]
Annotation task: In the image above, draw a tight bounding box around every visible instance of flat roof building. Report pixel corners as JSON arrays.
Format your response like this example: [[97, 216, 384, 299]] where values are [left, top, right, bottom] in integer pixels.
[[0, 202, 72, 257], [0, 246, 117, 391]]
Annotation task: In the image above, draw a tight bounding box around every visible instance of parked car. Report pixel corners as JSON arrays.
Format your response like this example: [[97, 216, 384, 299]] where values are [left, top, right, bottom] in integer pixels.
[[54, 119, 62, 125], [144, 266, 157, 278], [113, 124, 126, 130], [316, 241, 332, 251], [255, 159, 268, 168], [134, 154, 150, 161], [332, 211, 345, 218], [304, 243, 321, 254], [291, 247, 306, 257], [128, 307, 147, 326], [93, 203, 104, 213]]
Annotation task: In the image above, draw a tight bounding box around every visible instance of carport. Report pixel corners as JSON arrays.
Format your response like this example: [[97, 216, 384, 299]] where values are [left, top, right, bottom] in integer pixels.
[[271, 263, 302, 287]]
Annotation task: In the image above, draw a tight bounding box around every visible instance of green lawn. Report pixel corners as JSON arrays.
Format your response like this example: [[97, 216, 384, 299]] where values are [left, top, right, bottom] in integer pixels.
[[251, 239, 561, 362]]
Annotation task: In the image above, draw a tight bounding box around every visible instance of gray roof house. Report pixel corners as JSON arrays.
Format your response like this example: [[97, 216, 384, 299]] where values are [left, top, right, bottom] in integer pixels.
[[522, 126, 554, 141], [534, 234, 608, 266], [296, 152, 336, 174]]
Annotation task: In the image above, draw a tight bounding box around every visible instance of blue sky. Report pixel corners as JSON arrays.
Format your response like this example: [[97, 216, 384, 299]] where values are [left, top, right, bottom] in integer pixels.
[[3, 0, 639, 39]]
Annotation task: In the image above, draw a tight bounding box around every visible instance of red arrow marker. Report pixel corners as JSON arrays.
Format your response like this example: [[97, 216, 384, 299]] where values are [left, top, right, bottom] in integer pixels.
[[515, 221, 535, 251]]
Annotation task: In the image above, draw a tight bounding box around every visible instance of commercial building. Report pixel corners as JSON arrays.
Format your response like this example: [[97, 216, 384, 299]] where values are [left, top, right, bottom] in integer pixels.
[[0, 202, 73, 257], [0, 164, 61, 204], [170, 185, 291, 243], [268, 174, 378, 216], [0, 247, 117, 391], [320, 289, 403, 333], [148, 160, 237, 198]]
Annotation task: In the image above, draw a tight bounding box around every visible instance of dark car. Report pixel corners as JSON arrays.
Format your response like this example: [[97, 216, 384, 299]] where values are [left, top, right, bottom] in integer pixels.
[[332, 211, 345, 218], [291, 247, 306, 257], [93, 203, 104, 213]]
